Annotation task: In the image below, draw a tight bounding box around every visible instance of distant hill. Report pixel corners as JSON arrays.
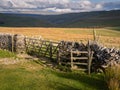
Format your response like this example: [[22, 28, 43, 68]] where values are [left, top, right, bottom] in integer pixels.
[[0, 13, 52, 27], [0, 10, 120, 27]]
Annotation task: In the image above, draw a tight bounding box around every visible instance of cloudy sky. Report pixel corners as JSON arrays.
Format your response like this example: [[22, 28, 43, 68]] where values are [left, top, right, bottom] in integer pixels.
[[0, 0, 120, 14]]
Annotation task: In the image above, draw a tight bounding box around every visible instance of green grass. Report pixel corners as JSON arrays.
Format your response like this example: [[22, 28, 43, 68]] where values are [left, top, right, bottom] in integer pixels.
[[107, 27, 120, 31], [63, 28, 120, 37], [0, 49, 15, 58], [0, 58, 107, 90]]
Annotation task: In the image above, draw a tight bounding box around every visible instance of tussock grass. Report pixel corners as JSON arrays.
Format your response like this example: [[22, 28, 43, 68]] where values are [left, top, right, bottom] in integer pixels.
[[105, 64, 120, 90]]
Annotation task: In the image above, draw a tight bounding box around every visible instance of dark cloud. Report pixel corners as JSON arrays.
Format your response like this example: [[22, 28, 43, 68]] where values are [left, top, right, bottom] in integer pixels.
[[102, 1, 120, 10]]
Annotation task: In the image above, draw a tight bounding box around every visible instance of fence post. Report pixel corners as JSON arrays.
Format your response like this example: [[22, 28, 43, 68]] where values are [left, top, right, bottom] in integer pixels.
[[11, 34, 14, 52], [71, 42, 74, 69], [57, 49, 61, 65], [71, 49, 73, 69], [88, 40, 90, 75], [50, 41, 52, 59], [93, 28, 97, 41], [87, 40, 93, 75]]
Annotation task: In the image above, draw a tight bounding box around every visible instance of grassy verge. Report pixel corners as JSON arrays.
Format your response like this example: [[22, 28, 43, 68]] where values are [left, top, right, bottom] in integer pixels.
[[0, 49, 16, 58]]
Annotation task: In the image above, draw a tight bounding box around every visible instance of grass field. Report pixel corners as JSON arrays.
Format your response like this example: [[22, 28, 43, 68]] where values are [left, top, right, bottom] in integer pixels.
[[0, 50, 107, 90], [0, 27, 120, 48], [0, 27, 119, 90]]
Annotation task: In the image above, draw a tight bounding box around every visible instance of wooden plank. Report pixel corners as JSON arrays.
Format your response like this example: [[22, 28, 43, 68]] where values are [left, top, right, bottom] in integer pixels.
[[60, 56, 70, 60], [49, 42, 52, 59], [73, 63, 88, 65], [52, 43, 60, 54], [51, 41, 59, 44], [60, 62, 71, 65], [44, 42, 50, 57], [57, 50, 61, 65], [42, 40, 52, 42], [71, 51, 88, 54], [71, 68, 87, 71], [38, 40, 44, 54], [41, 43, 49, 46], [72, 57, 88, 60]]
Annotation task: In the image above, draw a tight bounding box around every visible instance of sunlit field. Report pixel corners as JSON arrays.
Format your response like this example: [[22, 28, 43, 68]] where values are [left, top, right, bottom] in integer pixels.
[[0, 27, 120, 48]]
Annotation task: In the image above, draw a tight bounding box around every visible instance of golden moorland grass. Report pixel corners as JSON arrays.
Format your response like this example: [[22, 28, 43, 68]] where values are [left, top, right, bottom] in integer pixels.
[[105, 64, 120, 90], [0, 27, 120, 48]]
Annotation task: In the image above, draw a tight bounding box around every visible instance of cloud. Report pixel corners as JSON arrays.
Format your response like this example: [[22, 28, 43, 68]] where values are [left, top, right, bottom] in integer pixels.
[[102, 1, 120, 10], [0, 0, 120, 14]]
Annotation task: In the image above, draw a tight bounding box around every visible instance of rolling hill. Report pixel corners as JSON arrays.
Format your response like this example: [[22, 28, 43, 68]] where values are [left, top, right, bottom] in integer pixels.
[[0, 10, 120, 27], [0, 13, 52, 27]]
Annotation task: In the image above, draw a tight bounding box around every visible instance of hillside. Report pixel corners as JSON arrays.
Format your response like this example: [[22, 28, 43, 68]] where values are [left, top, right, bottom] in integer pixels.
[[0, 10, 120, 27], [0, 13, 52, 27]]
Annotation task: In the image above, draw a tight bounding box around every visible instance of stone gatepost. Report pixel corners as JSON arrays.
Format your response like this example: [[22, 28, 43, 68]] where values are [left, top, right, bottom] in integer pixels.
[[0, 33, 12, 51], [14, 34, 26, 53]]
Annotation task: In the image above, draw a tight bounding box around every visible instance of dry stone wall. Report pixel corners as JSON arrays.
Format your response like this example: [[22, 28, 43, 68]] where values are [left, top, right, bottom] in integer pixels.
[[0, 33, 26, 53], [0, 33, 42, 53], [58, 41, 120, 70], [89, 41, 120, 68], [0, 33, 120, 70]]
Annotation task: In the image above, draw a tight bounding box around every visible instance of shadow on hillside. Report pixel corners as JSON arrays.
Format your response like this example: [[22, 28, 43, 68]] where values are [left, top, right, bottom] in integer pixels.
[[108, 27, 120, 31], [51, 71, 108, 90], [28, 59, 108, 90], [52, 81, 79, 90]]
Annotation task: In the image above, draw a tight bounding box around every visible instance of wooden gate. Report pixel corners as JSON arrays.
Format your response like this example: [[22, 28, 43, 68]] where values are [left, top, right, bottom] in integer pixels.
[[57, 41, 94, 74], [25, 37, 60, 61]]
